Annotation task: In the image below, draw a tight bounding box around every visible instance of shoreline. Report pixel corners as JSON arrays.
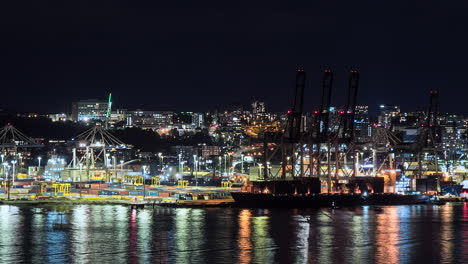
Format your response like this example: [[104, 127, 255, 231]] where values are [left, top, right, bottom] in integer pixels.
[[0, 198, 135, 206], [0, 197, 235, 207]]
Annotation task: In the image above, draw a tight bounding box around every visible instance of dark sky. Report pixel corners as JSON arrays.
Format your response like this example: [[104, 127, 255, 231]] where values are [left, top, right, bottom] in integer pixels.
[[1, 0, 467, 114]]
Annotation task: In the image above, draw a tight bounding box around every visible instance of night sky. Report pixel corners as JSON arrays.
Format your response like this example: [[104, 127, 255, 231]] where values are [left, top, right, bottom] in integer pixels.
[[1, 1, 467, 114]]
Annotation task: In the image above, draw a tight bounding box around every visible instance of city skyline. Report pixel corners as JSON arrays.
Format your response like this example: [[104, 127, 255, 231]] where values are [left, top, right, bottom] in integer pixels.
[[0, 93, 452, 117]]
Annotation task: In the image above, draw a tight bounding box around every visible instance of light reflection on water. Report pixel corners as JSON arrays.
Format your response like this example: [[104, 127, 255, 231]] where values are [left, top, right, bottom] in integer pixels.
[[0, 204, 467, 263]]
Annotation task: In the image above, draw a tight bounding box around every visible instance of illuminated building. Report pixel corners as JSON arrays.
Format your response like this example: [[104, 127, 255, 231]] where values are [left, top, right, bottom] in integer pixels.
[[43, 156, 67, 180], [109, 109, 127, 124], [439, 113, 467, 160], [354, 105, 371, 142], [171, 146, 197, 160], [72, 99, 108, 122], [172, 112, 193, 128], [48, 113, 69, 122], [192, 113, 204, 128], [251, 101, 266, 114], [126, 110, 173, 130], [378, 104, 400, 127]]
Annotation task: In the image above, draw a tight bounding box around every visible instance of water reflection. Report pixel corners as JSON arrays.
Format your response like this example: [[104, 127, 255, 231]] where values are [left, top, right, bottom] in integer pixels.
[[440, 204, 454, 263], [375, 207, 399, 264], [237, 209, 252, 264], [0, 206, 20, 263], [0, 204, 468, 263], [252, 213, 272, 263], [295, 214, 310, 263], [316, 209, 333, 263], [71, 205, 90, 264]]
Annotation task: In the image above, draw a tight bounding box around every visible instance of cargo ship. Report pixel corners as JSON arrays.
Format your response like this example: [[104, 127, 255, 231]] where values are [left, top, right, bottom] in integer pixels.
[[230, 178, 429, 208]]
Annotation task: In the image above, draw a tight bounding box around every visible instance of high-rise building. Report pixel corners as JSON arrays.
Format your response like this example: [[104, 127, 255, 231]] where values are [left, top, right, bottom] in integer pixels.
[[192, 113, 204, 128], [48, 113, 69, 122], [173, 112, 193, 127], [378, 104, 400, 128], [109, 109, 127, 124], [71, 99, 108, 122], [126, 110, 173, 130], [354, 105, 371, 142], [251, 101, 266, 114]]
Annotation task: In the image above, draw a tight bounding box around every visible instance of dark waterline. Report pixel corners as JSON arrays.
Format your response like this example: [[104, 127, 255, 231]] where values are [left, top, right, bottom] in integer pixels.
[[0, 204, 467, 263]]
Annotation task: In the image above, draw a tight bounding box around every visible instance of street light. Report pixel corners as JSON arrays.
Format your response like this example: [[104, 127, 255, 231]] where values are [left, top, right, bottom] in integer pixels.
[[158, 152, 163, 172], [5, 163, 11, 200], [178, 153, 182, 172], [2, 162, 7, 179], [218, 156, 222, 176], [106, 153, 110, 167], [142, 165, 147, 198], [120, 160, 124, 170], [193, 155, 198, 186], [224, 154, 227, 175], [241, 153, 244, 174], [11, 160, 17, 183], [193, 155, 198, 172]]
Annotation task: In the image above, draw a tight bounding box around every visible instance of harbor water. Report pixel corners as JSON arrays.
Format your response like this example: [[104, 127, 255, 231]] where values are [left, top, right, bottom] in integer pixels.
[[0, 203, 467, 263]]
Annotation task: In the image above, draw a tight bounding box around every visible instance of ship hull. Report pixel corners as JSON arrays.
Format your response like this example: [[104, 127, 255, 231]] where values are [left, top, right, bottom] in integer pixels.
[[230, 192, 429, 208]]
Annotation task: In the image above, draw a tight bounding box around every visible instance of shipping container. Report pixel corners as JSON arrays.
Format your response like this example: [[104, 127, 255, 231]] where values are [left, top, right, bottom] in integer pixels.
[[90, 184, 109, 189], [98, 190, 119, 195], [10, 189, 29, 194], [88, 189, 100, 195]]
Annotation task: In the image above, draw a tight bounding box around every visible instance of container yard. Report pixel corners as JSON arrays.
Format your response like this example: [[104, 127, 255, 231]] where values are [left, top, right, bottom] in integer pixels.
[[0, 179, 238, 207]]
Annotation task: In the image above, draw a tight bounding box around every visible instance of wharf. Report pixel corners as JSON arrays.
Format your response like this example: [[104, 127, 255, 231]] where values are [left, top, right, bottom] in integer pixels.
[[0, 197, 235, 207], [159, 198, 234, 208], [0, 198, 133, 206], [0, 185, 238, 207], [439, 196, 467, 202]]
